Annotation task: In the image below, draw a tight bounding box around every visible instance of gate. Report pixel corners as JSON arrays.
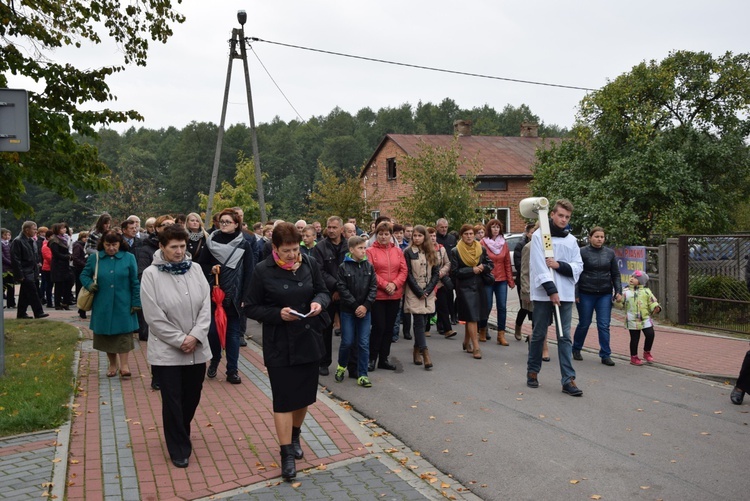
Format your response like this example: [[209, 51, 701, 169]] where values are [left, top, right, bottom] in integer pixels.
[[678, 235, 750, 334]]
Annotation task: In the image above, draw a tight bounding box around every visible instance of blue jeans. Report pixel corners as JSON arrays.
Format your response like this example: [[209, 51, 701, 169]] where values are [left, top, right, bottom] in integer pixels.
[[573, 293, 613, 358], [339, 311, 371, 377], [527, 301, 576, 385], [479, 281, 508, 331], [208, 310, 242, 375]]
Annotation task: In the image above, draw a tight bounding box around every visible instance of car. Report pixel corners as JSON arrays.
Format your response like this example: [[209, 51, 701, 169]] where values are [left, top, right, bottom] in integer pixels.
[[504, 233, 525, 273]]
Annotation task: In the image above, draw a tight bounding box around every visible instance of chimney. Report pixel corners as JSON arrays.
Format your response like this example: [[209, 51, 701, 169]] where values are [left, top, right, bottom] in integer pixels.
[[453, 119, 473, 137], [520, 122, 539, 138]]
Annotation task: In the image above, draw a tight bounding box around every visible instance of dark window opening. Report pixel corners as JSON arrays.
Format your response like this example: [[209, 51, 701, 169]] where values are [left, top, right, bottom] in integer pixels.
[[475, 179, 507, 191], [386, 157, 397, 180]]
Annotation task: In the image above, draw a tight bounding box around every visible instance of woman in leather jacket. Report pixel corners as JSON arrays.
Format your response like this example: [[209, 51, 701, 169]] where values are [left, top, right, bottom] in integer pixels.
[[571, 227, 622, 366]]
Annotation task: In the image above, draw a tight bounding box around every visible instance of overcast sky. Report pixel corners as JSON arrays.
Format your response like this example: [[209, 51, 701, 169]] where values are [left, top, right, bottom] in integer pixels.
[[7, 0, 750, 133]]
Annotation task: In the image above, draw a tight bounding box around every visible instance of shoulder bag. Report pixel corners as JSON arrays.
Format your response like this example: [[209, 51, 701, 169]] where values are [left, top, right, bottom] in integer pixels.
[[77, 253, 99, 311]]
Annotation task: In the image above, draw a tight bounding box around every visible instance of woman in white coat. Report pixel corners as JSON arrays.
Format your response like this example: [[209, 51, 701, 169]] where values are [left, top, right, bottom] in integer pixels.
[[140, 225, 212, 468]]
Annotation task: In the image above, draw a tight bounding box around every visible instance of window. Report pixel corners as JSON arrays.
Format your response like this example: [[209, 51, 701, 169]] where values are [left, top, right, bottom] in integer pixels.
[[386, 157, 397, 180], [478, 208, 511, 231], [475, 179, 507, 191]]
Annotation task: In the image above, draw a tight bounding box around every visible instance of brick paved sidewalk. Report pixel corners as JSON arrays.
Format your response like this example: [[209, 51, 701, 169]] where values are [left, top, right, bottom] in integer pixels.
[[499, 294, 748, 379], [1, 308, 481, 501]]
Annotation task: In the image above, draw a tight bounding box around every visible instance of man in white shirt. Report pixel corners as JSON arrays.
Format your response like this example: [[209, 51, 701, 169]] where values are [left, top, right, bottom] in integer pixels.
[[526, 199, 584, 396]]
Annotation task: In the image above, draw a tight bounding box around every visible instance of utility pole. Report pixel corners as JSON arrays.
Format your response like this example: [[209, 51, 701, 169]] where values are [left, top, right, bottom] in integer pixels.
[[205, 10, 267, 227]]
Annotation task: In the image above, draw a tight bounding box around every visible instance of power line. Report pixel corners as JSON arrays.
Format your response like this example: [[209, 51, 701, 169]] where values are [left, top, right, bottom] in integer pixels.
[[249, 46, 305, 122], [249, 37, 597, 93]]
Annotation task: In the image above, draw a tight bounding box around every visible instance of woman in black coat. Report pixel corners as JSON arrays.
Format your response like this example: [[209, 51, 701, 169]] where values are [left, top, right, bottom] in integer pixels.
[[48, 223, 75, 310], [450, 224, 493, 360], [198, 209, 255, 385], [245, 222, 330, 481]]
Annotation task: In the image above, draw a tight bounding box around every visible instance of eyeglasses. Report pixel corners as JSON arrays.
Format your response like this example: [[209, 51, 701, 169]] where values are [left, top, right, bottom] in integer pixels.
[[219, 220, 235, 226]]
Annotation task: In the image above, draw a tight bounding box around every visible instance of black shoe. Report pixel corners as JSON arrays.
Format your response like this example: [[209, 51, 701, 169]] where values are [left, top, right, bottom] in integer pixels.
[[334, 328, 341, 337], [404, 333, 412, 340], [78, 309, 87, 319], [527, 372, 539, 388], [172, 458, 189, 468], [731, 386, 745, 405], [318, 366, 329, 376], [562, 381, 583, 396], [450, 317, 458, 325], [377, 359, 397, 370], [368, 360, 376, 372], [291, 427, 304, 460], [35, 313, 50, 319], [542, 357, 551, 362], [280, 444, 296, 480], [601, 357, 615, 366], [226, 372, 242, 384], [572, 350, 583, 361], [151, 380, 160, 391], [239, 337, 247, 347], [17, 314, 32, 319], [207, 363, 218, 379]]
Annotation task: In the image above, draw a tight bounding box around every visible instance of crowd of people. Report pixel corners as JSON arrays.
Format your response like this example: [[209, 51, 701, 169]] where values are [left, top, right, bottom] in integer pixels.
[[7, 202, 747, 479]]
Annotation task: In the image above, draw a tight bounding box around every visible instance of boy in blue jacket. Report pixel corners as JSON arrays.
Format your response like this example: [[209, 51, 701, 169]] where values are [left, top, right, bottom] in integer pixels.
[[335, 235, 377, 387]]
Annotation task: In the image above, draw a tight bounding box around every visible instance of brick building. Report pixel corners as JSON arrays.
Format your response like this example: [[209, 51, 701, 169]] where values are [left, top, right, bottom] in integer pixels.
[[359, 121, 561, 233]]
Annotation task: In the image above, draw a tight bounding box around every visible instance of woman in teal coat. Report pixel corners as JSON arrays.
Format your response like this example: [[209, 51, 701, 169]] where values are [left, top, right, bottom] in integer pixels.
[[81, 230, 141, 379]]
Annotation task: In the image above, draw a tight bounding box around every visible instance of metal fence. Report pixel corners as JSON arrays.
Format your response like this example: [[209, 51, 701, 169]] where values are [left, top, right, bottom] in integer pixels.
[[679, 235, 750, 334]]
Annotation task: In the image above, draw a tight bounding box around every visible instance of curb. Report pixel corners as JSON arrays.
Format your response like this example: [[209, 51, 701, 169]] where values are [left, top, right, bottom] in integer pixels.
[[49, 327, 83, 500]]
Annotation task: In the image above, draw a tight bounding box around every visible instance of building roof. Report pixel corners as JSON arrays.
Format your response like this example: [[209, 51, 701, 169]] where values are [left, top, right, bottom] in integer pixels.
[[362, 134, 562, 178]]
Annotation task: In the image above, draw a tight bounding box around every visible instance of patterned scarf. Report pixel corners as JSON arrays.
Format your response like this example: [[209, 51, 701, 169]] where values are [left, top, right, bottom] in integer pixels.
[[456, 239, 482, 267], [156, 260, 192, 275], [273, 250, 302, 271], [482, 235, 505, 255]]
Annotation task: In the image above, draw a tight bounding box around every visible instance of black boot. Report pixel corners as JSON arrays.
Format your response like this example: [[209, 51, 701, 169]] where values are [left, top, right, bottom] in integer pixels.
[[280, 444, 296, 480], [291, 426, 304, 459]]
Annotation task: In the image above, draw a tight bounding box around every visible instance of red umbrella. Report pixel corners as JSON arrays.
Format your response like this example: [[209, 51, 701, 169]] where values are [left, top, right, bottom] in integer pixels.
[[212, 271, 227, 349]]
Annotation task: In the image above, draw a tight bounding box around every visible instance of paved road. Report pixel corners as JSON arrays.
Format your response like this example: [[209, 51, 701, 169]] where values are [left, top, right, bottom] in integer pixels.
[[322, 317, 748, 500]]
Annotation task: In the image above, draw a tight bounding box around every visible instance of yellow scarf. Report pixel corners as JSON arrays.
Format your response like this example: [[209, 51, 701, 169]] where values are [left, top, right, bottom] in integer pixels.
[[456, 239, 482, 267]]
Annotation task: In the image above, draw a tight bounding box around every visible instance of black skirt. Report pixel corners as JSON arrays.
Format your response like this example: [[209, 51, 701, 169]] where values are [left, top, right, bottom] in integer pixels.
[[267, 361, 319, 413]]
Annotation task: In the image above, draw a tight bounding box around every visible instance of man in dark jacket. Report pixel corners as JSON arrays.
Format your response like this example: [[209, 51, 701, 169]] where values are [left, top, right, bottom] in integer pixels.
[[10, 221, 48, 319], [312, 216, 348, 376], [436, 218, 458, 324]]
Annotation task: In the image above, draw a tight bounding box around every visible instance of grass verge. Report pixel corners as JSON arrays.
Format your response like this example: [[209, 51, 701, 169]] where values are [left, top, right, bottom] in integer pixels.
[[0, 319, 80, 437]]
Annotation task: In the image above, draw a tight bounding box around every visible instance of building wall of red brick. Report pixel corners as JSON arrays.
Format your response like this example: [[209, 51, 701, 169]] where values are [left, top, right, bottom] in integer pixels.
[[361, 138, 532, 233]]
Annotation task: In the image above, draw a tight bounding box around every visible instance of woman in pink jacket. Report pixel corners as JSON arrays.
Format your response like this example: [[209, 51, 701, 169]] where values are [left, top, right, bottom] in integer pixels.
[[366, 221, 408, 372], [479, 219, 515, 345]]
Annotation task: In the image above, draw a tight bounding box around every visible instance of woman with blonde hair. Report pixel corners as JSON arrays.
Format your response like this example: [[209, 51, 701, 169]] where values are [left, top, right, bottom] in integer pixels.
[[403, 225, 441, 369], [450, 224, 493, 359], [185, 212, 208, 262]]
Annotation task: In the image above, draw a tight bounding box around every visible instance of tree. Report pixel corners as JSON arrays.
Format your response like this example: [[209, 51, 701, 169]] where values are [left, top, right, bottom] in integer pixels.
[[307, 164, 369, 223], [95, 147, 162, 221], [394, 140, 481, 229], [198, 152, 265, 223], [0, 1, 185, 214], [532, 51, 750, 244]]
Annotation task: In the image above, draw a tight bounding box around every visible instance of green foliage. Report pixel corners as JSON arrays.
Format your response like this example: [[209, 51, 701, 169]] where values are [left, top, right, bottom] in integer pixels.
[[688, 275, 750, 329], [13, 98, 565, 230], [394, 140, 481, 229], [307, 164, 368, 223], [0, 1, 185, 214], [0, 320, 80, 436], [198, 152, 265, 223], [689, 274, 750, 301], [533, 51, 750, 245]]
